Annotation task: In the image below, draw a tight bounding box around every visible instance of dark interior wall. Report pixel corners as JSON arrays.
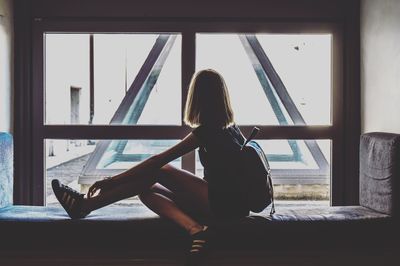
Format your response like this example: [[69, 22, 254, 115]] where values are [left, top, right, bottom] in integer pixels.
[[13, 0, 361, 205]]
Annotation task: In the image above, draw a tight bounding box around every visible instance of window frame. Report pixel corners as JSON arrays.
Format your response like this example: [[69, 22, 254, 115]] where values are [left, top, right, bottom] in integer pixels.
[[27, 20, 344, 206]]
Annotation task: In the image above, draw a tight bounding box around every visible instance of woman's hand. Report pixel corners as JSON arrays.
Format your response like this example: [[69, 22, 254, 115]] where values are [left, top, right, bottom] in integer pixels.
[[87, 177, 115, 198]]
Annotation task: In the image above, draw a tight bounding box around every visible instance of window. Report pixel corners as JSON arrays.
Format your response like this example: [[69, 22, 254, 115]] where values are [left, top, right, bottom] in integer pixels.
[[31, 21, 343, 206]]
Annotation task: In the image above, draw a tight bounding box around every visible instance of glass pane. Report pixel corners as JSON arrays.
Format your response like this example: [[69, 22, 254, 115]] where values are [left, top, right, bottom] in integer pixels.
[[196, 34, 285, 125], [46, 139, 95, 206], [257, 140, 330, 171], [45, 139, 181, 206], [196, 34, 331, 126], [45, 33, 181, 125], [257, 34, 331, 125], [195, 139, 330, 203], [45, 34, 90, 125]]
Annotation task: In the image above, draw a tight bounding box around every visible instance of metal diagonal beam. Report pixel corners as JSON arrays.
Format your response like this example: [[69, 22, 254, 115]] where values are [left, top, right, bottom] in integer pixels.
[[241, 34, 329, 172], [79, 34, 175, 181], [239, 35, 290, 126], [104, 35, 176, 167], [239, 35, 302, 161], [106, 35, 175, 167], [243, 35, 307, 125], [110, 34, 174, 124], [111, 35, 177, 157]]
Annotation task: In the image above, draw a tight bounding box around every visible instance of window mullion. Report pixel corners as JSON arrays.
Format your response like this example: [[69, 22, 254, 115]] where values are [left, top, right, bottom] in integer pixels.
[[181, 30, 196, 123], [239, 125, 334, 140], [181, 31, 196, 173], [32, 22, 45, 205]]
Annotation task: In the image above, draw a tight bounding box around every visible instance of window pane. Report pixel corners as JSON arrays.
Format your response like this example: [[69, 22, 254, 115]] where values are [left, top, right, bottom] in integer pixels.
[[45, 34, 90, 125], [45, 139, 180, 206], [46, 139, 95, 206], [196, 34, 331, 125], [195, 139, 330, 202], [45, 33, 181, 125], [257, 34, 331, 125]]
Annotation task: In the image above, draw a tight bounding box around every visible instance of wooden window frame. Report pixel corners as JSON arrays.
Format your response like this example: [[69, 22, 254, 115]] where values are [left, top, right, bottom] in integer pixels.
[[13, 1, 360, 207]]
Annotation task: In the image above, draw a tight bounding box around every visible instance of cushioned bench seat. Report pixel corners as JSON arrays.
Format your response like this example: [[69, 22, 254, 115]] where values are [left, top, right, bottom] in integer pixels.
[[0, 204, 389, 223], [268, 205, 389, 221], [0, 204, 394, 251]]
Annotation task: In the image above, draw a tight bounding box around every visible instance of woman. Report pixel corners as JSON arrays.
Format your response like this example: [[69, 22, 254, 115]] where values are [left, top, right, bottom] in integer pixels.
[[52, 69, 248, 263]]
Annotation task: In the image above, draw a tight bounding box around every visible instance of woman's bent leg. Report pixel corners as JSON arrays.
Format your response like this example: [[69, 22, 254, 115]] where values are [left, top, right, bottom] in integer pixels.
[[80, 164, 211, 222], [139, 184, 204, 235], [80, 174, 156, 213], [156, 164, 211, 219], [138, 164, 211, 235]]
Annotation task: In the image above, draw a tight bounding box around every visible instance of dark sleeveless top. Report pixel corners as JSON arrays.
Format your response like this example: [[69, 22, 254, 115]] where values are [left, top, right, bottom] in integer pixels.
[[192, 124, 249, 218]]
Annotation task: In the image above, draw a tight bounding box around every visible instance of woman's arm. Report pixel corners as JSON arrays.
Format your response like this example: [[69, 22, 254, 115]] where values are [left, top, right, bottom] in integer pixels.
[[98, 133, 199, 185], [87, 133, 200, 197]]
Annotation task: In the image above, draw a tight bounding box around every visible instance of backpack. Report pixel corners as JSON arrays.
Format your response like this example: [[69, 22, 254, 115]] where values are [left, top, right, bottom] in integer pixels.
[[238, 127, 275, 215]]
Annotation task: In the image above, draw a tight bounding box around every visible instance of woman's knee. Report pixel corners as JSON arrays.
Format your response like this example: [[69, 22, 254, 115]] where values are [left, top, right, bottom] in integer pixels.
[[159, 163, 176, 176], [138, 191, 149, 203], [138, 185, 157, 202], [138, 184, 171, 203]]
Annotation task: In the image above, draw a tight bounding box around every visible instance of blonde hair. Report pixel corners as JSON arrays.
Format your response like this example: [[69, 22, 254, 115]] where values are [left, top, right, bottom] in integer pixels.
[[184, 69, 234, 128]]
